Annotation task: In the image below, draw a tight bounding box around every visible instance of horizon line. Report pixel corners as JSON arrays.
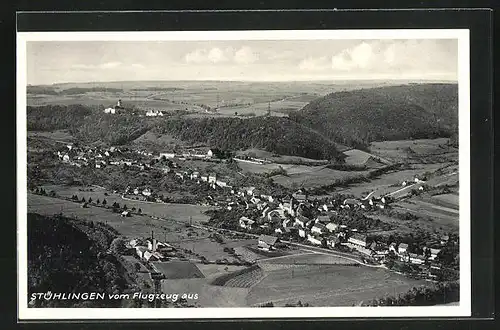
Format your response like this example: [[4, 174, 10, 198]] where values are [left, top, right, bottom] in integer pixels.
[[29, 78, 459, 86]]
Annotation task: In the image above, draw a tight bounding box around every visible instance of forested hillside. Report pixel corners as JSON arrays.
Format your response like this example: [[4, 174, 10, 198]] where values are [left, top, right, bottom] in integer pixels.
[[289, 83, 458, 148], [154, 117, 343, 160], [27, 105, 92, 131], [28, 213, 129, 307]]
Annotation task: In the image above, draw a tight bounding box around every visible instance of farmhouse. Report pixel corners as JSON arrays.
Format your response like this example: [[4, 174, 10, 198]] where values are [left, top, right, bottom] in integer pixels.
[[409, 253, 425, 265], [267, 209, 285, 223], [389, 242, 398, 253], [294, 214, 308, 228], [315, 215, 331, 224], [121, 211, 131, 217], [239, 216, 255, 229], [326, 236, 342, 248], [307, 233, 323, 246], [424, 247, 441, 260], [258, 235, 278, 251], [159, 152, 175, 159], [326, 222, 339, 232], [398, 243, 409, 254], [311, 223, 327, 235], [343, 198, 361, 207], [292, 191, 307, 202], [348, 233, 367, 248]]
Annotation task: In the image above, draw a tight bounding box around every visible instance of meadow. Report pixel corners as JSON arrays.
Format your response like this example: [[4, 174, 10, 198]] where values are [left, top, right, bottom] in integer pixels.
[[246, 264, 426, 307]]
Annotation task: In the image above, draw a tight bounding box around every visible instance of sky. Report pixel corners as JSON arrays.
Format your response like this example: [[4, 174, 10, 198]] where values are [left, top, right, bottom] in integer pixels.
[[26, 39, 458, 85]]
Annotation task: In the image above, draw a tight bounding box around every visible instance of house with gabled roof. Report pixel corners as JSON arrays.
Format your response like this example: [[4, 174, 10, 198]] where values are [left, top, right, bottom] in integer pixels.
[[326, 222, 339, 232], [239, 216, 255, 229], [258, 235, 278, 251], [348, 233, 367, 248], [311, 223, 327, 235], [398, 243, 409, 254]]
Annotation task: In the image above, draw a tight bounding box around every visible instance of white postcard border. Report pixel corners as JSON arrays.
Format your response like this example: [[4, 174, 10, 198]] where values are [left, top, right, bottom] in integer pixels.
[[17, 29, 470, 320]]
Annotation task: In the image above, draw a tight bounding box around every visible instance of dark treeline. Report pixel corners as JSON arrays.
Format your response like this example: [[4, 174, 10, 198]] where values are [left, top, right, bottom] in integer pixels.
[[154, 117, 343, 161], [27, 104, 92, 131], [131, 87, 184, 91], [72, 113, 153, 146], [365, 282, 459, 306], [289, 84, 458, 148], [27, 85, 59, 95], [27, 86, 124, 95], [28, 213, 129, 307], [58, 87, 123, 95]]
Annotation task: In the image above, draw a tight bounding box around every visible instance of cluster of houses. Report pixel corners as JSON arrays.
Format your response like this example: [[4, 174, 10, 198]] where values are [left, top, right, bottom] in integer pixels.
[[55, 144, 126, 169], [158, 148, 224, 162], [145, 109, 166, 117], [128, 234, 176, 262], [231, 190, 448, 269]]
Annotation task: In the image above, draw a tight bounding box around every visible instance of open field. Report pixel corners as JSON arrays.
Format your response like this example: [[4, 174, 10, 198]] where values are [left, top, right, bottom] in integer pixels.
[[258, 252, 358, 265], [338, 162, 455, 198], [430, 193, 459, 209], [151, 261, 205, 279], [160, 278, 250, 307], [236, 148, 328, 165], [246, 264, 426, 307], [28, 192, 253, 262], [39, 185, 212, 224], [272, 168, 371, 189], [370, 138, 457, 163], [175, 237, 255, 263], [196, 264, 248, 279], [343, 149, 391, 167], [393, 200, 459, 231], [27, 193, 182, 239]]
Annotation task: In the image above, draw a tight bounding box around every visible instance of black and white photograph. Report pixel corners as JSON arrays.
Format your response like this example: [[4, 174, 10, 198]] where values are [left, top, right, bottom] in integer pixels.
[[17, 29, 470, 319]]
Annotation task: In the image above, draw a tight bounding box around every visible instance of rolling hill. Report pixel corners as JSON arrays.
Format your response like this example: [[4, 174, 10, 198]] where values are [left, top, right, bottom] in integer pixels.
[[289, 83, 458, 148], [154, 116, 343, 161], [26, 104, 343, 161]]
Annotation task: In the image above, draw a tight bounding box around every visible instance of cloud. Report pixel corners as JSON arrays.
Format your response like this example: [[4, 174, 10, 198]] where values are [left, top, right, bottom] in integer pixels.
[[72, 64, 94, 70], [330, 42, 380, 71], [234, 46, 259, 64], [329, 40, 457, 74], [131, 63, 145, 69], [184, 46, 259, 64], [185, 47, 230, 64], [100, 61, 122, 69], [298, 56, 329, 71]]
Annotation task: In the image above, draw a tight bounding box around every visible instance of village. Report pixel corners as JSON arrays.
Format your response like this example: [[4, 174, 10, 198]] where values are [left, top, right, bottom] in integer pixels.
[[48, 136, 456, 287]]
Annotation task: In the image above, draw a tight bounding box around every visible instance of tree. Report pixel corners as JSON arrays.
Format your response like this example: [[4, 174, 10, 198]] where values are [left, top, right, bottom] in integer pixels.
[[102, 199, 107, 206], [110, 238, 127, 255], [81, 197, 86, 203], [122, 204, 127, 210], [138, 208, 142, 214], [88, 197, 93, 204]]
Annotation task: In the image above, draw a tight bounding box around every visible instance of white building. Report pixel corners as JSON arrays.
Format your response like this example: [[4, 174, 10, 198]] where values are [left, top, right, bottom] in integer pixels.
[[159, 153, 175, 159]]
